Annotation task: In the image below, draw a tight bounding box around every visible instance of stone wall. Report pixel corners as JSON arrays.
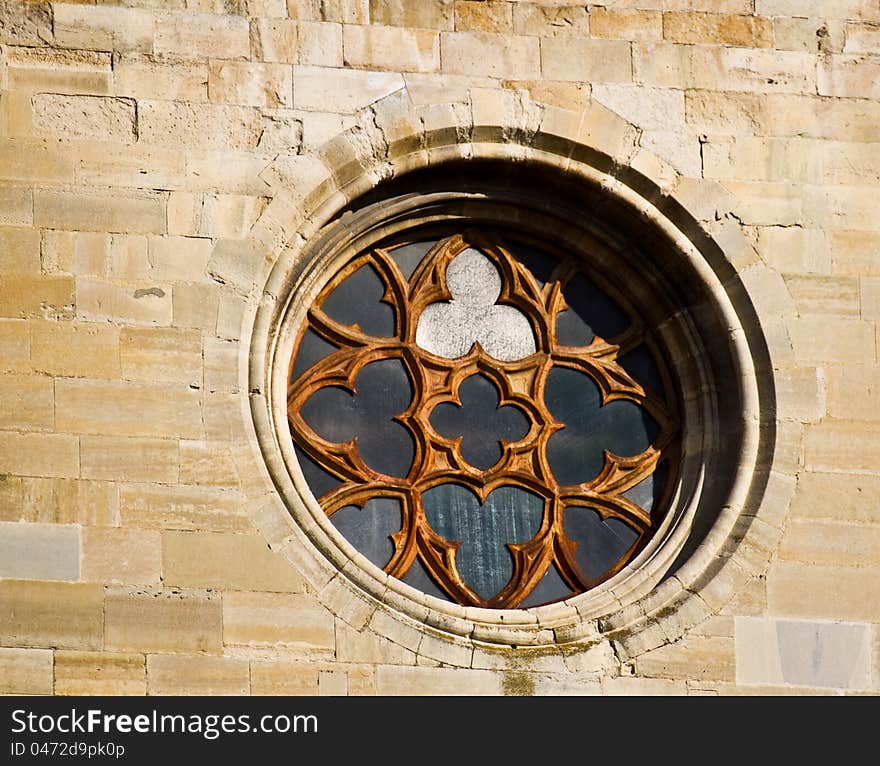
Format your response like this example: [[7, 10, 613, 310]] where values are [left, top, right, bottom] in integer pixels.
[[0, 0, 878, 696]]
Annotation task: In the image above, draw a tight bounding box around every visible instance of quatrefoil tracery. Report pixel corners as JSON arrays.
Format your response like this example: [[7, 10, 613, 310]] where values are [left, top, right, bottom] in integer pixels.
[[287, 230, 680, 608]]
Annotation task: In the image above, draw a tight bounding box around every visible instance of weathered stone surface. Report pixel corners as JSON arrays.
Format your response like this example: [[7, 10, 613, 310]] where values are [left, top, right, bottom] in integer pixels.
[[32, 94, 138, 143], [541, 37, 632, 83], [831, 230, 880, 275], [250, 660, 321, 694], [344, 24, 439, 72], [35, 190, 166, 235], [53, 3, 153, 53], [592, 8, 661, 41], [138, 101, 263, 151], [297, 21, 344, 66], [0, 319, 29, 373], [120, 484, 250, 532], [293, 66, 405, 112], [369, 0, 454, 31], [793, 472, 880, 524], [0, 432, 80, 479], [0, 226, 40, 272], [663, 12, 773, 48], [55, 651, 146, 696], [30, 320, 120, 379], [441, 31, 539, 79], [0, 1, 53, 46], [76, 277, 172, 326], [454, 1, 512, 34], [375, 666, 503, 695], [209, 61, 294, 108], [0, 522, 80, 581], [0, 647, 53, 695], [147, 654, 249, 695], [768, 562, 880, 621], [113, 54, 209, 101], [154, 12, 250, 58], [17, 478, 118, 526], [0, 374, 54, 431], [779, 519, 880, 567], [512, 4, 589, 39], [0, 274, 74, 320], [120, 326, 202, 386], [826, 365, 880, 421], [81, 526, 162, 585], [788, 316, 875, 364], [635, 636, 736, 682], [223, 592, 335, 650]]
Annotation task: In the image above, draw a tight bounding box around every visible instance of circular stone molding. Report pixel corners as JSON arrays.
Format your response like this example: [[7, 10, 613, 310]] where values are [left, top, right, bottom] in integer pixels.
[[245, 92, 784, 651]]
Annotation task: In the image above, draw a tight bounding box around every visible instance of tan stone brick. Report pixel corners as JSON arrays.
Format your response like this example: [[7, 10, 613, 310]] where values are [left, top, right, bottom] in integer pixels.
[[113, 54, 209, 102], [768, 562, 880, 621], [32, 94, 137, 143], [249, 660, 321, 694], [348, 665, 377, 695], [5, 47, 112, 96], [53, 3, 154, 53], [172, 283, 221, 330], [454, 1, 512, 34], [41, 231, 109, 276], [119, 482, 248, 531], [755, 227, 830, 274], [819, 54, 880, 100], [344, 24, 439, 72], [0, 647, 53, 694], [34, 189, 165, 235], [223, 591, 335, 649], [0, 432, 79, 479], [831, 231, 880, 276], [147, 654, 249, 695], [154, 12, 251, 58], [591, 8, 661, 41], [635, 636, 735, 682], [201, 195, 267, 240], [0, 373, 54, 431], [541, 36, 632, 83], [793, 472, 880, 524], [30, 320, 120, 379], [105, 587, 222, 652], [163, 531, 303, 590], [296, 21, 343, 66], [0, 184, 33, 227], [251, 19, 299, 63], [845, 22, 880, 53], [592, 84, 684, 131], [80, 435, 178, 483], [0, 580, 103, 649], [109, 235, 150, 280], [0, 521, 80, 581], [55, 651, 145, 696], [293, 65, 404, 112], [602, 677, 687, 696], [72, 142, 188, 194], [0, 1, 53, 46], [789, 316, 875, 365], [663, 12, 773, 48], [774, 367, 825, 424], [376, 666, 502, 695], [184, 149, 272, 195], [56, 379, 202, 438], [779, 519, 880, 568], [203, 336, 240, 393], [826, 365, 880, 421], [765, 95, 880, 142], [720, 181, 803, 226], [511, 4, 589, 38], [441, 31, 539, 79], [0, 319, 29, 373], [81, 526, 162, 585], [209, 60, 293, 108], [138, 101, 263, 151], [774, 17, 845, 54], [119, 326, 202, 386], [178, 440, 239, 487], [862, 278, 880, 321], [805, 421, 880, 474], [784, 274, 860, 316], [319, 669, 348, 695], [756, 0, 880, 22], [684, 90, 767, 135], [76, 277, 172, 326], [0, 138, 77, 185], [0, 226, 41, 273], [501, 79, 590, 112], [369, 0, 454, 31], [19, 478, 118, 526], [146, 236, 213, 283]]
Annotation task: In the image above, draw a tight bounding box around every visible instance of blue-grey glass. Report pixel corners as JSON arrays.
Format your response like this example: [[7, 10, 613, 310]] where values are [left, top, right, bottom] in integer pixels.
[[398, 555, 452, 602], [618, 344, 664, 398], [563, 506, 639, 581], [300, 359, 414, 478], [556, 273, 630, 346], [291, 328, 338, 380], [504, 240, 558, 285], [429, 373, 529, 471], [422, 483, 543, 601], [622, 461, 668, 514], [518, 563, 573, 608], [390, 241, 435, 281], [330, 497, 401, 570], [293, 443, 343, 500], [321, 263, 395, 337], [545, 366, 659, 485]]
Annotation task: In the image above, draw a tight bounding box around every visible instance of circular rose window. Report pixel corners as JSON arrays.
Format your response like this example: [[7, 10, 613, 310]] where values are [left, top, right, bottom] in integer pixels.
[[286, 223, 681, 609]]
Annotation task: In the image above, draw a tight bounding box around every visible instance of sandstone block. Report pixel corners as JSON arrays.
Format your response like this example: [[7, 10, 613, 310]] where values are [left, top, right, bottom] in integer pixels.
[[34, 189, 166, 235], [831, 230, 880, 276], [162, 531, 303, 590], [454, 1, 512, 34], [81, 526, 162, 585], [369, 0, 454, 31], [0, 1, 53, 46], [635, 636, 735, 682], [591, 84, 684, 131], [0, 647, 53, 694], [80, 435, 178, 483], [41, 230, 110, 276], [441, 31, 539, 79], [773, 366, 825, 424], [54, 651, 146, 696], [779, 518, 880, 568], [19, 478, 118, 526], [845, 22, 880, 53], [138, 101, 263, 151], [184, 150, 273, 195], [344, 24, 439, 72], [756, 0, 880, 22], [154, 12, 250, 59], [113, 54, 209, 102], [120, 483, 250, 532], [789, 316, 875, 365], [319, 670, 348, 695], [178, 441, 240, 487], [296, 21, 343, 66], [223, 591, 335, 650], [805, 420, 880, 474], [105, 587, 222, 653], [684, 90, 766, 135], [0, 373, 54, 431], [0, 138, 76, 185], [663, 12, 773, 48], [5, 46, 111, 96], [819, 54, 880, 100], [293, 66, 404, 112], [147, 654, 249, 695], [249, 660, 321, 694], [512, 4, 590, 39], [109, 235, 150, 280], [768, 562, 880, 621], [793, 472, 880, 524], [755, 226, 830, 274], [721, 181, 803, 226], [862, 278, 880, 321], [0, 226, 41, 273], [541, 37, 633, 83], [774, 17, 844, 54], [590, 8, 661, 41], [375, 666, 502, 695], [784, 274, 860, 316], [0, 522, 80, 581], [172, 283, 221, 330], [53, 3, 154, 53], [30, 320, 120, 379], [0, 319, 29, 373], [120, 326, 202, 386], [0, 580, 103, 650], [827, 365, 880, 422], [0, 184, 33, 226], [602, 677, 688, 696], [203, 336, 240, 393], [209, 61, 293, 107], [251, 19, 299, 63], [32, 93, 137, 143], [0, 432, 79, 479], [76, 277, 172, 326]]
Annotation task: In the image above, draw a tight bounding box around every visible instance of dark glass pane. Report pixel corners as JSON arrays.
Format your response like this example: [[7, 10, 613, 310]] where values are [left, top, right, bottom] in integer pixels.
[[422, 483, 543, 601], [398, 555, 452, 602], [563, 506, 639, 582], [618, 344, 664, 398], [429, 373, 529, 471], [330, 497, 401, 570], [301, 359, 414, 478], [505, 240, 558, 285], [518, 562, 573, 608], [293, 443, 343, 500], [556, 273, 630, 346], [545, 366, 659, 485], [321, 263, 395, 337], [291, 328, 338, 380], [390, 241, 434, 281], [622, 461, 668, 514]]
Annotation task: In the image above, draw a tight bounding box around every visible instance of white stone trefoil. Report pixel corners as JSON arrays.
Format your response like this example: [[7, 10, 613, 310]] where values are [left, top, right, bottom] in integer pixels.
[[415, 248, 536, 362]]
